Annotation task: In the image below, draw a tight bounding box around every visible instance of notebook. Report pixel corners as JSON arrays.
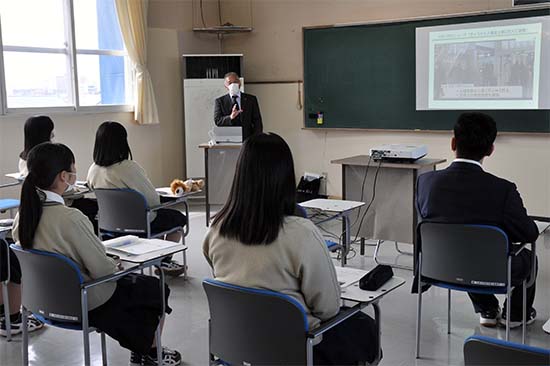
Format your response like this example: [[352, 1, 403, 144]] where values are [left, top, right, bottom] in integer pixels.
[[103, 235, 180, 256], [335, 266, 367, 289]]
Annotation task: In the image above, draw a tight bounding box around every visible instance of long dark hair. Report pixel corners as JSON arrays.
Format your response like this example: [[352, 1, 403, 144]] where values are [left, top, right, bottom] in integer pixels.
[[93, 121, 133, 166], [19, 115, 54, 160], [213, 133, 297, 245], [19, 143, 75, 249]]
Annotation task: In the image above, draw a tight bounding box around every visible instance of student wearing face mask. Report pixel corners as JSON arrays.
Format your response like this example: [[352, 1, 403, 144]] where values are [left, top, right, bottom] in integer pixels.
[[213, 72, 263, 140], [19, 115, 99, 232], [12, 143, 181, 366]]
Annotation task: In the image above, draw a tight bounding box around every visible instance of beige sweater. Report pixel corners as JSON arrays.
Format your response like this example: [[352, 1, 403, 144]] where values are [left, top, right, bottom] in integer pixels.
[[12, 202, 118, 310], [87, 160, 160, 220], [203, 216, 341, 329]]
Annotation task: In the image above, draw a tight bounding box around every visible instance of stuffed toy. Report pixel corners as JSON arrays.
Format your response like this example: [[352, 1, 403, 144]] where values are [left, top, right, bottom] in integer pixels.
[[170, 178, 205, 196]]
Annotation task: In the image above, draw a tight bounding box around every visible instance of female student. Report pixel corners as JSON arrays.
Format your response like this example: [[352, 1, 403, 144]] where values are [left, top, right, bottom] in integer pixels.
[[19, 115, 99, 231], [203, 133, 379, 365], [12, 142, 181, 366], [87, 121, 187, 276], [19, 115, 55, 176]]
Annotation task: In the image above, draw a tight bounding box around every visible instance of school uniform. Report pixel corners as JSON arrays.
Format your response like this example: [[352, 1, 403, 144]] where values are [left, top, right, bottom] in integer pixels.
[[19, 158, 99, 231], [203, 216, 379, 364], [11, 190, 171, 354], [87, 159, 186, 233]]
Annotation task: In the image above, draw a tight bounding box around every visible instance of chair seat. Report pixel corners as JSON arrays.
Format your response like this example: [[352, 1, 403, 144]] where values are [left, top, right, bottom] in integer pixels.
[[0, 199, 20, 211]]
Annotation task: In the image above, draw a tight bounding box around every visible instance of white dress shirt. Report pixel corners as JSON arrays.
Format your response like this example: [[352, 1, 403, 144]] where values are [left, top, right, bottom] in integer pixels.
[[453, 158, 483, 169]]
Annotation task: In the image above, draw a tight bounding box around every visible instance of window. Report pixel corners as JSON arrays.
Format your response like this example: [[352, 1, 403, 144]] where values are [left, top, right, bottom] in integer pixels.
[[0, 0, 132, 113]]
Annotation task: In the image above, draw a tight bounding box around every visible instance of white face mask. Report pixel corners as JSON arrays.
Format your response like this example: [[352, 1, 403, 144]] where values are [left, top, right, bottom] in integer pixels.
[[228, 82, 240, 96]]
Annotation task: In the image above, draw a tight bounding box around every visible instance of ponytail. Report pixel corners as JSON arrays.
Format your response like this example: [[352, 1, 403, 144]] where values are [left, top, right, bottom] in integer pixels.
[[17, 142, 75, 249], [18, 174, 42, 249]]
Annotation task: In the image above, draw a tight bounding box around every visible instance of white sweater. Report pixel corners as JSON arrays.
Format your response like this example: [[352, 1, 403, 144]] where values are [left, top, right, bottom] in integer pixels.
[[87, 160, 160, 220], [203, 216, 341, 329]]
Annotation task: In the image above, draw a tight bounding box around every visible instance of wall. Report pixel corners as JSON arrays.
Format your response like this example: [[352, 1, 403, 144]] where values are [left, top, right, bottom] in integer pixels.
[[219, 0, 550, 216]]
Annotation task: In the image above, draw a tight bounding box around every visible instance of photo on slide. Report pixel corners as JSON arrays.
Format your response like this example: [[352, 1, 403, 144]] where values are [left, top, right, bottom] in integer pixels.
[[428, 22, 542, 109]]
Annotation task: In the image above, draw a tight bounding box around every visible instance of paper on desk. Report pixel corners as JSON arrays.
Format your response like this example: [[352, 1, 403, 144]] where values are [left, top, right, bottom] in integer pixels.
[[335, 266, 367, 289], [103, 235, 180, 256], [535, 220, 550, 235]]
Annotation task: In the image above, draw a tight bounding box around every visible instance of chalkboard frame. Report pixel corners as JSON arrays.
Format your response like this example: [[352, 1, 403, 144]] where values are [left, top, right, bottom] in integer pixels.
[[303, 6, 550, 133]]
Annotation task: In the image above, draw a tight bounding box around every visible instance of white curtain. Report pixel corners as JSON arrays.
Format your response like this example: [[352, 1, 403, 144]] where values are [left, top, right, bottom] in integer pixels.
[[115, 0, 159, 125]]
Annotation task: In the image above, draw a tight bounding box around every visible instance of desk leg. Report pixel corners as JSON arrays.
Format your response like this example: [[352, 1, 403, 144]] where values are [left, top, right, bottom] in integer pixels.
[[372, 302, 382, 365], [204, 149, 210, 227], [342, 215, 351, 267]]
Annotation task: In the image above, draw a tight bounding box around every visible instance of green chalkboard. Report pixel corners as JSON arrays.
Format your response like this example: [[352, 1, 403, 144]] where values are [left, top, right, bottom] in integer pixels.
[[303, 8, 550, 132]]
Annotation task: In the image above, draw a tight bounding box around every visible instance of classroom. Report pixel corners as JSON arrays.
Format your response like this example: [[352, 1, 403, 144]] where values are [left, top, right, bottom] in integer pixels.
[[0, 0, 549, 365]]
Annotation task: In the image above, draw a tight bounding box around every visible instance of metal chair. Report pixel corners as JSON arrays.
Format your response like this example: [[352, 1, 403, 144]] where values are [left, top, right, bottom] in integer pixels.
[[10, 245, 159, 366], [464, 335, 550, 365], [203, 278, 371, 366], [0, 199, 19, 218], [95, 188, 189, 277], [415, 222, 536, 358], [0, 226, 13, 341]]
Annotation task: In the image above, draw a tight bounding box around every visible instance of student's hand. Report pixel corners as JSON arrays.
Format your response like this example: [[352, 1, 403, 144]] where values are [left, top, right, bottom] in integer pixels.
[[230, 104, 242, 120]]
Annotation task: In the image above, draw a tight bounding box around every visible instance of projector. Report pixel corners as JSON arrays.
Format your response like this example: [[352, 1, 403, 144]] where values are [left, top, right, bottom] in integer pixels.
[[369, 144, 427, 162]]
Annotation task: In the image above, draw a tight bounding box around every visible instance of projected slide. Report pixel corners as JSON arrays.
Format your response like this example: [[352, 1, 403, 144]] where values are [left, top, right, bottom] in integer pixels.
[[430, 23, 541, 109], [416, 17, 550, 110]]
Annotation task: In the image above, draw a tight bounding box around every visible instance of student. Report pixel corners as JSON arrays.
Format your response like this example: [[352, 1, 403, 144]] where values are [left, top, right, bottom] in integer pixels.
[[87, 121, 187, 276], [12, 142, 181, 366], [19, 115, 55, 177], [203, 133, 379, 365], [416, 112, 538, 328], [0, 241, 44, 336], [19, 115, 99, 231]]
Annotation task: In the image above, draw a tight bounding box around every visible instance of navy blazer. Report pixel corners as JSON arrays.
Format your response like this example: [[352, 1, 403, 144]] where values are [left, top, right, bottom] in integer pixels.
[[213, 92, 263, 140], [416, 161, 538, 244]]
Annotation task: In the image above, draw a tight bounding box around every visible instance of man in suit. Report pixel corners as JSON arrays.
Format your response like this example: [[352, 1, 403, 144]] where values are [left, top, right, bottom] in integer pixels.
[[416, 112, 538, 328], [214, 72, 263, 140]]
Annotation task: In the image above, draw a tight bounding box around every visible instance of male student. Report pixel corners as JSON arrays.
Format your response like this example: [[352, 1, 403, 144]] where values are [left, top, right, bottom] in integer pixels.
[[214, 72, 263, 140], [416, 112, 538, 328]]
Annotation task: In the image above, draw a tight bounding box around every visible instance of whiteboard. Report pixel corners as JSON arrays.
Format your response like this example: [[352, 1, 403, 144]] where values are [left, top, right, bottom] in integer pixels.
[[183, 78, 244, 178]]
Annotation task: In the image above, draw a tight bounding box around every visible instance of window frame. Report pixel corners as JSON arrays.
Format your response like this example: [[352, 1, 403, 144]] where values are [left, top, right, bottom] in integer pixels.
[[0, 0, 133, 116]]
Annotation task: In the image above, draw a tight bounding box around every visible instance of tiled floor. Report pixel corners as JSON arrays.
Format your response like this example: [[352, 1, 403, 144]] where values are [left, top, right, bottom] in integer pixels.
[[1, 205, 549, 365]]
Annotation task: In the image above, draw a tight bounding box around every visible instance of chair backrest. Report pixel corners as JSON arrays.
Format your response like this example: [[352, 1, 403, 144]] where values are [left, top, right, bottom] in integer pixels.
[[464, 335, 550, 365], [203, 279, 309, 365], [11, 245, 83, 323], [95, 188, 148, 235], [418, 222, 509, 288]]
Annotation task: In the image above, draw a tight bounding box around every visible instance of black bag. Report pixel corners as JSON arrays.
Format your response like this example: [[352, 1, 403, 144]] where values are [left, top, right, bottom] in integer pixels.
[[296, 176, 326, 203], [359, 265, 394, 291]]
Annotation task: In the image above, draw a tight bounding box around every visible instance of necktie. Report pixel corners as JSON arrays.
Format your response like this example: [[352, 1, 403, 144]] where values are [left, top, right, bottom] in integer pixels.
[[232, 95, 239, 110]]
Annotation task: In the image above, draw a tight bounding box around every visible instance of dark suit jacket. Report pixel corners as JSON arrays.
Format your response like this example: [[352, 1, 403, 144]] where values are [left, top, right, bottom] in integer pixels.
[[416, 161, 538, 244], [412, 161, 538, 294], [214, 92, 263, 140]]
